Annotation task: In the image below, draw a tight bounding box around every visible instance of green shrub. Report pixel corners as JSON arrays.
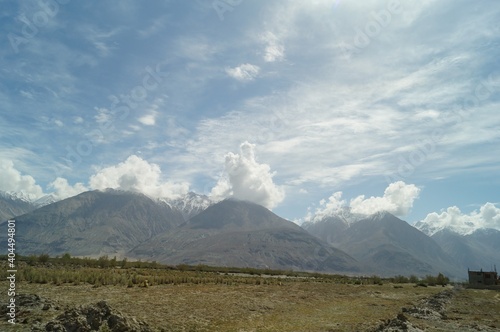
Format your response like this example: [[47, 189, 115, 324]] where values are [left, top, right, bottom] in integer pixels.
[[38, 253, 50, 263], [61, 253, 71, 262], [409, 275, 419, 283], [436, 273, 449, 286]]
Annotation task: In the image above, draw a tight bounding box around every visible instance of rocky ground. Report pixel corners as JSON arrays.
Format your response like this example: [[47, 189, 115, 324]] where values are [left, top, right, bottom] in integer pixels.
[[373, 289, 454, 332], [2, 283, 499, 331], [1, 294, 154, 331], [374, 286, 500, 332]]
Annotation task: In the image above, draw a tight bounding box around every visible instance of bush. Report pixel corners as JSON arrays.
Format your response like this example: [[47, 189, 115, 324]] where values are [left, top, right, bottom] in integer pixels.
[[26, 255, 37, 265], [110, 256, 117, 268], [371, 275, 383, 285], [392, 275, 409, 284], [98, 255, 110, 268], [436, 273, 449, 286], [421, 273, 449, 286], [409, 275, 419, 283], [38, 254, 50, 263]]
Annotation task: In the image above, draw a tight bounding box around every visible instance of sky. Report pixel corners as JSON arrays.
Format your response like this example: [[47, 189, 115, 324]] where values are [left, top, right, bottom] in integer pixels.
[[1, 0, 500, 232]]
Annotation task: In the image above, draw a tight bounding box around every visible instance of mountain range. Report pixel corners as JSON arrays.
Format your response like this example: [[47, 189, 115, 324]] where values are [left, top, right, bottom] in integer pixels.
[[1, 189, 498, 279], [303, 211, 463, 277], [420, 227, 500, 273], [2, 189, 184, 257], [131, 198, 360, 273], [0, 192, 35, 222]]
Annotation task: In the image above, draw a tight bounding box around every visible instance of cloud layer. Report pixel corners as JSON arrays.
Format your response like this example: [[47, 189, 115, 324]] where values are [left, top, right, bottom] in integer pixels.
[[417, 203, 500, 235], [306, 181, 421, 222], [210, 142, 285, 209]]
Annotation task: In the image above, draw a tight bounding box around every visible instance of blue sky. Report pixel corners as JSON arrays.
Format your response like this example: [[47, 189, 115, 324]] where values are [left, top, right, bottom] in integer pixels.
[[1, 0, 499, 230]]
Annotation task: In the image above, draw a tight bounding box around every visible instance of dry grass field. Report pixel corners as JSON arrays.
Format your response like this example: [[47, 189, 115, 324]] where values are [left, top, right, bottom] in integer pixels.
[[1, 261, 499, 331], [2, 280, 436, 331]]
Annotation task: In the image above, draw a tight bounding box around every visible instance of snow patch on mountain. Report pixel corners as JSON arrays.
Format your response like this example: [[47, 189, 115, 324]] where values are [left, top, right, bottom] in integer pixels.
[[158, 192, 213, 220], [0, 190, 38, 203], [33, 194, 59, 207], [301, 206, 369, 230], [1, 190, 60, 208], [327, 206, 368, 226]]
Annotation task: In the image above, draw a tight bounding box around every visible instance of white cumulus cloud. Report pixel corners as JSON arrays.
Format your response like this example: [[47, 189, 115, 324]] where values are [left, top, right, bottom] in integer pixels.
[[0, 160, 44, 199], [225, 63, 260, 81], [306, 191, 347, 221], [48, 177, 88, 200], [306, 181, 421, 222], [1, 156, 191, 202], [210, 142, 285, 209], [350, 181, 421, 216], [89, 155, 189, 199], [418, 202, 500, 235]]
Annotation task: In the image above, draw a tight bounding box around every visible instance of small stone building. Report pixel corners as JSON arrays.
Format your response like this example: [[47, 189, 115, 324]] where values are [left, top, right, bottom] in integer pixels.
[[468, 269, 498, 286]]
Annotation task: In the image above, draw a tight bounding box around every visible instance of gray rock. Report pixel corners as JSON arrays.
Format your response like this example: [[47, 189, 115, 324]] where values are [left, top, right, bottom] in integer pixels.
[[44, 300, 153, 332]]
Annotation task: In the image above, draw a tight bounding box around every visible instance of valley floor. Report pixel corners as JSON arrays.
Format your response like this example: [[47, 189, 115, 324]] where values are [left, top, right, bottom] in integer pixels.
[[2, 279, 499, 331]]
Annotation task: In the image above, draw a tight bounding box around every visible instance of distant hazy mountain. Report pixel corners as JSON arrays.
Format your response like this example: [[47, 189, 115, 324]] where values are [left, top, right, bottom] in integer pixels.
[[159, 192, 213, 221], [131, 199, 361, 273], [303, 211, 463, 278], [414, 216, 500, 272], [0, 191, 36, 221], [1, 189, 184, 257], [431, 228, 500, 271]]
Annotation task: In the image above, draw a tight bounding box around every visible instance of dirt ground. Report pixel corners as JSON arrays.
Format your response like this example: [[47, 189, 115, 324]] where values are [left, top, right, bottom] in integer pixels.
[[2, 279, 499, 331]]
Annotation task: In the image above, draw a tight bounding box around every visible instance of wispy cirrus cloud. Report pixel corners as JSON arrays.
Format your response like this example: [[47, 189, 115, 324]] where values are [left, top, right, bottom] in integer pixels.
[[225, 63, 260, 81], [1, 1, 499, 224]]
